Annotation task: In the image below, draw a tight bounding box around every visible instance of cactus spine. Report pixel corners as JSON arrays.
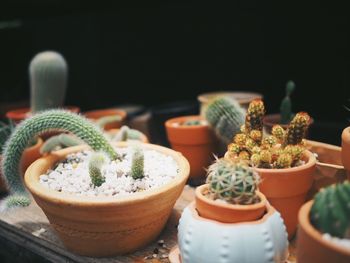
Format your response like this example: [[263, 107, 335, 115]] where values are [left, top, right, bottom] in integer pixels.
[[40, 133, 83, 154], [205, 97, 245, 144], [1, 110, 119, 208], [88, 152, 106, 187], [131, 147, 144, 180], [310, 181, 350, 239], [206, 158, 260, 205], [30, 51, 68, 113], [280, 80, 295, 124]]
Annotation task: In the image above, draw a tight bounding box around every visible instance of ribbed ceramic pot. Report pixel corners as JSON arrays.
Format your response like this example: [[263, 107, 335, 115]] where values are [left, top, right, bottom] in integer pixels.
[[25, 142, 190, 257], [176, 202, 288, 263]]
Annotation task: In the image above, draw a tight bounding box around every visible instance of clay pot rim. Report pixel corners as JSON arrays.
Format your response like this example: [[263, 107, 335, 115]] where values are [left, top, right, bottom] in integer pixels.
[[24, 142, 190, 206], [6, 106, 80, 121], [198, 91, 263, 104], [165, 115, 208, 130], [195, 184, 267, 213], [84, 108, 127, 119], [298, 200, 350, 256], [192, 197, 274, 226], [254, 150, 316, 174]]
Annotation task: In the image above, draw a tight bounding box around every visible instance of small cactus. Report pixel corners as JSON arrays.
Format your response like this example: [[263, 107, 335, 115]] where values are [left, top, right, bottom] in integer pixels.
[[275, 153, 293, 168], [206, 158, 260, 205], [205, 97, 245, 144], [182, 119, 202, 126], [245, 99, 265, 132], [1, 194, 31, 211], [88, 152, 106, 187], [280, 80, 295, 124], [272, 125, 285, 142], [30, 51, 68, 113], [112, 126, 144, 142], [284, 112, 310, 146], [1, 110, 119, 208], [310, 181, 350, 239], [40, 133, 83, 154], [131, 147, 144, 180]]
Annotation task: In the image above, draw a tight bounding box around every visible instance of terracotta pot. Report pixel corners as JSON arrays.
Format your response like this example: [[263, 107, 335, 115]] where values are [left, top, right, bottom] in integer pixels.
[[255, 150, 316, 239], [21, 137, 44, 174], [6, 106, 80, 124], [173, 201, 288, 263], [84, 108, 127, 130], [197, 91, 263, 115], [24, 142, 190, 257], [195, 184, 267, 223], [165, 116, 216, 185], [297, 201, 350, 263], [263, 113, 314, 134], [306, 140, 346, 199], [341, 127, 350, 179], [106, 128, 149, 143]]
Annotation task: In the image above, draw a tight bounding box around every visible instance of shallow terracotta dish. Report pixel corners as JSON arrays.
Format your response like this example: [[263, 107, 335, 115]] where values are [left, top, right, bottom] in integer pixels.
[[297, 201, 350, 263], [24, 142, 190, 257]]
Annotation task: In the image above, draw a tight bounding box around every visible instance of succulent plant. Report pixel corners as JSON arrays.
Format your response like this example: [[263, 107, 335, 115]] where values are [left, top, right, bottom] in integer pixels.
[[88, 152, 106, 187], [226, 100, 311, 169], [1, 110, 119, 208], [1, 194, 31, 211], [40, 133, 83, 154], [206, 158, 260, 205], [310, 181, 350, 239], [112, 126, 145, 142], [280, 80, 295, 124], [205, 97, 245, 144], [30, 51, 68, 113], [284, 112, 310, 146], [96, 115, 122, 130], [182, 119, 202, 126], [131, 146, 144, 180]]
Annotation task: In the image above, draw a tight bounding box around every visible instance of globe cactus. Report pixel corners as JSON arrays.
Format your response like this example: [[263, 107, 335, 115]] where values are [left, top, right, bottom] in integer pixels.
[[206, 158, 260, 205], [310, 181, 350, 239], [30, 51, 68, 113], [1, 110, 119, 208], [205, 97, 245, 144]]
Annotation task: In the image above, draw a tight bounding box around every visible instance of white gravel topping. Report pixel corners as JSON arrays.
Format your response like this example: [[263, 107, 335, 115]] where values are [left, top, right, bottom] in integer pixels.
[[39, 147, 179, 197], [322, 233, 350, 250]]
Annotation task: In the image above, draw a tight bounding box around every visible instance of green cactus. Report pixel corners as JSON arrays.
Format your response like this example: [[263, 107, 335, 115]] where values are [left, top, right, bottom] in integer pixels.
[[310, 181, 350, 239], [96, 115, 122, 129], [88, 152, 106, 187], [284, 112, 310, 146], [40, 133, 83, 154], [131, 147, 144, 180], [30, 51, 68, 113], [182, 119, 202, 126], [280, 80, 295, 124], [205, 97, 245, 144], [112, 126, 144, 142], [206, 158, 260, 205], [1, 194, 31, 211], [245, 99, 265, 132], [1, 110, 119, 208]]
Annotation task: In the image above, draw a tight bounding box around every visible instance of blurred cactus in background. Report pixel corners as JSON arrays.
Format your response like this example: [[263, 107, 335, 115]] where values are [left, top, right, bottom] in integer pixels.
[[280, 80, 295, 124]]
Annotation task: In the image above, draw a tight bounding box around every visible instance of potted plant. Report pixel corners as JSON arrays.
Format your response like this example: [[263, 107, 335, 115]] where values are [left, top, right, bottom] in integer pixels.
[[170, 158, 288, 263], [225, 99, 316, 238], [84, 108, 127, 130], [1, 110, 190, 257], [165, 116, 216, 185], [297, 181, 350, 263], [6, 51, 79, 123], [341, 126, 350, 179], [263, 80, 313, 134]]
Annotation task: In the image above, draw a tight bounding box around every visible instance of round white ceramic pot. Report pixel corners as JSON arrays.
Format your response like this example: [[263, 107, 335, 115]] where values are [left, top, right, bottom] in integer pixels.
[[177, 202, 289, 263]]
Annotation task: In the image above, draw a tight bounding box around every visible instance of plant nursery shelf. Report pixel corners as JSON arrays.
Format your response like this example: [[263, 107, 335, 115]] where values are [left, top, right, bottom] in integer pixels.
[[0, 186, 297, 263]]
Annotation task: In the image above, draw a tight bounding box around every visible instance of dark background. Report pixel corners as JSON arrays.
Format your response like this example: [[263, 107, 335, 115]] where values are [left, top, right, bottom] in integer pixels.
[[0, 2, 349, 144]]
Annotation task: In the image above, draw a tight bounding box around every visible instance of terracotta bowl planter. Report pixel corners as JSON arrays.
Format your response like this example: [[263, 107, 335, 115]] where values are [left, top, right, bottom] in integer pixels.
[[106, 128, 149, 143], [263, 113, 314, 134], [84, 108, 127, 130], [255, 150, 316, 239], [165, 116, 217, 186], [172, 198, 288, 263], [198, 91, 263, 116], [341, 127, 350, 179], [6, 106, 80, 124], [297, 201, 350, 263], [24, 142, 189, 257], [195, 184, 267, 223]]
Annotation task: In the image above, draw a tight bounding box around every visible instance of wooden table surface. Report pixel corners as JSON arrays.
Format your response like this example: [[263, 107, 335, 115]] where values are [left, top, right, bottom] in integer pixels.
[[0, 186, 296, 263]]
